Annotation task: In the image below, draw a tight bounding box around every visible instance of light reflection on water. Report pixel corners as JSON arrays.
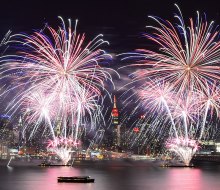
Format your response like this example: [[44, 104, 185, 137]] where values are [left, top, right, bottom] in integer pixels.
[[1, 164, 220, 190], [167, 168, 202, 190]]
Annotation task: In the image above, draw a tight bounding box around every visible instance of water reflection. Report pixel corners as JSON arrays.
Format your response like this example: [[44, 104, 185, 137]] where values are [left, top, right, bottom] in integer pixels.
[[168, 168, 202, 190], [1, 165, 220, 190]]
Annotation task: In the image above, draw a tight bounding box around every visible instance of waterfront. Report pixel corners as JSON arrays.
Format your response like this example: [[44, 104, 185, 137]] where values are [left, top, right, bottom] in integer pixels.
[[1, 163, 220, 190]]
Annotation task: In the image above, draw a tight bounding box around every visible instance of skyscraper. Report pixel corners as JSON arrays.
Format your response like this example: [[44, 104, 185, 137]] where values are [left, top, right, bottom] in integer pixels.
[[112, 95, 119, 125], [111, 95, 121, 151]]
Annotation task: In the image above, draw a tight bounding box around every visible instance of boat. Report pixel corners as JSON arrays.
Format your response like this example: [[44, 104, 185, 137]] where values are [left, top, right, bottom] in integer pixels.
[[39, 162, 71, 167], [157, 159, 194, 168], [57, 176, 95, 183], [160, 164, 194, 168]]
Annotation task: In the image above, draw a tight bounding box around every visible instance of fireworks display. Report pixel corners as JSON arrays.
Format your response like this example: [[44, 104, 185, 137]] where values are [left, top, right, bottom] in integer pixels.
[[0, 3, 220, 167], [166, 138, 199, 166], [127, 5, 220, 94], [47, 137, 79, 165], [120, 4, 220, 165], [0, 17, 116, 164]]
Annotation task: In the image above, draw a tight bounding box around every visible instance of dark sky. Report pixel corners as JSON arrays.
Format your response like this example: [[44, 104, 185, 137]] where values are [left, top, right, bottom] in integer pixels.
[[0, 0, 220, 115], [0, 0, 219, 54]]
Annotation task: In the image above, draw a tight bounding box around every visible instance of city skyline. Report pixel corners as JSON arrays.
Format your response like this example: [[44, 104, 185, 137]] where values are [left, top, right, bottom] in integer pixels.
[[1, 0, 220, 146], [1, 2, 220, 190]]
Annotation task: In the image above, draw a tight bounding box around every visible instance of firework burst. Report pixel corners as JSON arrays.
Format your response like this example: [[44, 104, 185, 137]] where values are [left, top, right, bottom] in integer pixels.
[[0, 17, 117, 164], [166, 138, 199, 166], [121, 5, 220, 165], [47, 137, 79, 165], [122, 4, 220, 94]]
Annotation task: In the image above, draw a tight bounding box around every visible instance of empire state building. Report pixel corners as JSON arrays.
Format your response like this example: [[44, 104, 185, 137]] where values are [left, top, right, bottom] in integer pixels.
[[111, 95, 121, 150], [112, 95, 119, 125]]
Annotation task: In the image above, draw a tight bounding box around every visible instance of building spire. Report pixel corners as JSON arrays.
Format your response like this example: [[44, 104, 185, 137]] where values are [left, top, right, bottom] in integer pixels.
[[18, 116, 22, 127], [113, 95, 117, 108], [112, 95, 119, 123]]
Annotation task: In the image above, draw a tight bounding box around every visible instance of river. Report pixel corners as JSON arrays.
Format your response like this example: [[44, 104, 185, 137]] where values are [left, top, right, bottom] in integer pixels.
[[1, 162, 220, 190]]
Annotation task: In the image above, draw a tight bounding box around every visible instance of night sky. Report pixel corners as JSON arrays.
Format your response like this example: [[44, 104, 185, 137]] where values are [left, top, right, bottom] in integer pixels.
[[0, 0, 220, 114], [0, 0, 219, 53]]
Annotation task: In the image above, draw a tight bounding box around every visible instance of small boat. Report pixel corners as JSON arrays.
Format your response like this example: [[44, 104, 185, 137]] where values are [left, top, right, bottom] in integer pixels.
[[57, 176, 95, 183], [39, 163, 71, 167], [160, 164, 194, 168]]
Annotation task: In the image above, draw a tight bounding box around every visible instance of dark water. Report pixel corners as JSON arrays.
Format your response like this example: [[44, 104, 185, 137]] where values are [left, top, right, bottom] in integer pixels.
[[1, 164, 220, 190]]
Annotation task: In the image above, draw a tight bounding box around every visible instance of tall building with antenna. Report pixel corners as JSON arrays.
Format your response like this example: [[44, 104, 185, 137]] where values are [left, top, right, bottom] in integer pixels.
[[112, 95, 119, 125], [111, 95, 121, 151]]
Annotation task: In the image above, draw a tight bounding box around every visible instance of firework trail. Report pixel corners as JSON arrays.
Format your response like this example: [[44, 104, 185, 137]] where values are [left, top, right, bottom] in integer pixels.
[[133, 81, 220, 165], [21, 89, 57, 139], [166, 138, 199, 166], [47, 137, 79, 165]]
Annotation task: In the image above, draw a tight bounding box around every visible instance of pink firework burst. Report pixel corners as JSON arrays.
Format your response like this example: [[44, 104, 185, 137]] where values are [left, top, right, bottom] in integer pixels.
[[0, 17, 117, 145], [47, 137, 80, 165], [122, 5, 220, 165], [166, 138, 199, 166], [130, 4, 220, 94], [139, 81, 175, 114]]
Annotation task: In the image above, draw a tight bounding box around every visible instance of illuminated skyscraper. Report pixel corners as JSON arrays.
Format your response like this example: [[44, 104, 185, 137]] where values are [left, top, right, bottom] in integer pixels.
[[112, 95, 119, 125], [111, 95, 121, 150]]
